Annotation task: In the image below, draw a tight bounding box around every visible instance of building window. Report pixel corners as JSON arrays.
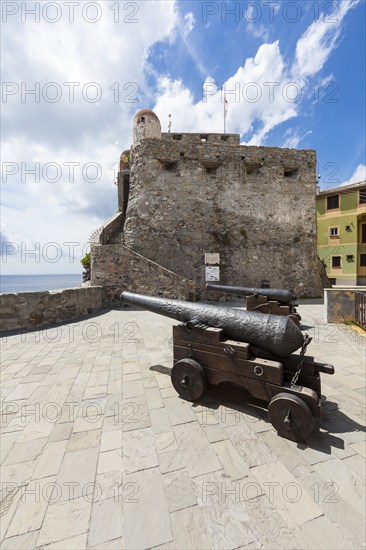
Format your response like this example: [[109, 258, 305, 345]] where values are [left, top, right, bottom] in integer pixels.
[[360, 254, 366, 267], [332, 256, 341, 268], [346, 255, 354, 262], [327, 194, 339, 209], [360, 189, 366, 203], [329, 227, 339, 237], [362, 223, 366, 243]]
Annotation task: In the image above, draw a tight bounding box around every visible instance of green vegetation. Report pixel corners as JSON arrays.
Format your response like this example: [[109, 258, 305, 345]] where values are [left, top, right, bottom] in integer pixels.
[[81, 252, 91, 282], [210, 230, 232, 245], [221, 231, 232, 245]]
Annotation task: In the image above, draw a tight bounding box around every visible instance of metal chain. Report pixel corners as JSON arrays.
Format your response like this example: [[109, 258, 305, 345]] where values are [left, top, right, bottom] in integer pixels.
[[291, 334, 312, 387]]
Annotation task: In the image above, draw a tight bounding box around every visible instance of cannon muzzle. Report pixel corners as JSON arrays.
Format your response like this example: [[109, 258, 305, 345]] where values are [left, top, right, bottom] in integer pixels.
[[120, 291, 304, 357], [206, 284, 295, 305]]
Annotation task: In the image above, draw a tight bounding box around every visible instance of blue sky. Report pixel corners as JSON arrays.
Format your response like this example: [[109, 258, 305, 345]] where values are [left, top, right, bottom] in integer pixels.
[[1, 0, 365, 274]]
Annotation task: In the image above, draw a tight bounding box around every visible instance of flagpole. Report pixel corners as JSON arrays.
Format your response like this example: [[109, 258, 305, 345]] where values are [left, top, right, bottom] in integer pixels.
[[224, 97, 226, 134]]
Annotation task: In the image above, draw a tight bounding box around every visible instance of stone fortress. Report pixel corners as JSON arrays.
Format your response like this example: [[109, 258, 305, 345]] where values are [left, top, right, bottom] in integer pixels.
[[91, 109, 323, 303]]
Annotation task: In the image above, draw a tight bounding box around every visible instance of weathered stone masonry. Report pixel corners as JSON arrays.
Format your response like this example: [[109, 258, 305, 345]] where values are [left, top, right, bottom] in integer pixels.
[[91, 109, 323, 302], [0, 286, 103, 332]]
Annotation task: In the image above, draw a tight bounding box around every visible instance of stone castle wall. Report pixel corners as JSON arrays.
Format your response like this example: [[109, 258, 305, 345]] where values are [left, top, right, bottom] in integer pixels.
[[0, 286, 103, 333], [91, 244, 196, 304], [121, 133, 322, 298]]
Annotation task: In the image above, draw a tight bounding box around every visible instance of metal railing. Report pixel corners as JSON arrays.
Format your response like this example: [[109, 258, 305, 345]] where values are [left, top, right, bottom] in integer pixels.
[[355, 292, 366, 330]]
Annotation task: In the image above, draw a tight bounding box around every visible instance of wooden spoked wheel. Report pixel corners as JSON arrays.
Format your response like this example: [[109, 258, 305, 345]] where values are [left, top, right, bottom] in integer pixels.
[[268, 392, 314, 442], [171, 358, 207, 401]]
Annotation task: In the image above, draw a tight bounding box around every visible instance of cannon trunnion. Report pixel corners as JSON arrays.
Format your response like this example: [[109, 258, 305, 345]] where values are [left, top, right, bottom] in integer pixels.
[[172, 322, 334, 443]]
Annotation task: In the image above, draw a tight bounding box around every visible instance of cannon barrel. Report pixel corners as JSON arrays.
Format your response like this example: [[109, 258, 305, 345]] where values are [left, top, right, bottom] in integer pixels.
[[206, 283, 295, 305], [120, 291, 304, 357]]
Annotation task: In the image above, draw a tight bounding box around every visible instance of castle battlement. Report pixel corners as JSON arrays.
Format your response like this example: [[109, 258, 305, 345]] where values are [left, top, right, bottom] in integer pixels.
[[161, 132, 240, 145]]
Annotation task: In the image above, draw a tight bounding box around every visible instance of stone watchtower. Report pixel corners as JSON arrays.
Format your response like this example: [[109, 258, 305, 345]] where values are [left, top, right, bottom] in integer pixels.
[[116, 109, 162, 222], [91, 108, 323, 303], [132, 109, 161, 147]]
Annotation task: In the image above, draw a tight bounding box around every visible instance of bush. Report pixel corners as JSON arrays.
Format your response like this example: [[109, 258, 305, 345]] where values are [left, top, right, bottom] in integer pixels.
[[81, 252, 91, 282]]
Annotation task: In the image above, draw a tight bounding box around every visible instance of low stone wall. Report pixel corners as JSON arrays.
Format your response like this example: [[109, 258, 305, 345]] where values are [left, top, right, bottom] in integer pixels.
[[324, 287, 366, 323], [0, 286, 104, 333], [91, 244, 196, 304]]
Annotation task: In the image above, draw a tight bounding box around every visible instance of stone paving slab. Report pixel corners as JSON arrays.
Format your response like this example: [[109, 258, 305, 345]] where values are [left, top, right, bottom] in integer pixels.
[[0, 302, 365, 549]]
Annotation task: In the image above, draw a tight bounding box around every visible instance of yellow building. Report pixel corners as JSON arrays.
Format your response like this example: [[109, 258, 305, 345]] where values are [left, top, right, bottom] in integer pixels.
[[317, 181, 366, 285]]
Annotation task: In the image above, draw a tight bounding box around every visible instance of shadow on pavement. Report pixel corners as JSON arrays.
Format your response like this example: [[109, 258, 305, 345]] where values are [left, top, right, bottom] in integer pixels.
[[150, 364, 365, 454]]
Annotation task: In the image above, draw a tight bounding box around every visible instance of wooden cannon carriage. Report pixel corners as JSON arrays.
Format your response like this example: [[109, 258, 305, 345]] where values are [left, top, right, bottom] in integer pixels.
[[171, 321, 334, 442], [120, 291, 334, 443]]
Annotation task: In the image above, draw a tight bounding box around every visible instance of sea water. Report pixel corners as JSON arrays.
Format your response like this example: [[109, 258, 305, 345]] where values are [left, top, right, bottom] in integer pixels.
[[0, 274, 83, 294]]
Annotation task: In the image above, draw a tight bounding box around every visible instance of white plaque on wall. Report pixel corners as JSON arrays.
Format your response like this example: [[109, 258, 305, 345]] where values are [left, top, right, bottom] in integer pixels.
[[205, 266, 220, 281], [204, 253, 220, 265]]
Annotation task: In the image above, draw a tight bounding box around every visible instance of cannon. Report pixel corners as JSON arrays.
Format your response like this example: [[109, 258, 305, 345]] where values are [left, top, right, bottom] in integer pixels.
[[120, 291, 334, 442], [121, 291, 303, 357], [206, 283, 301, 325]]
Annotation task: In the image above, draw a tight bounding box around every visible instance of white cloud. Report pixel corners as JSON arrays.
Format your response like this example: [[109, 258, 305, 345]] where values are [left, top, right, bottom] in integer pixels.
[[154, 41, 296, 144], [283, 129, 313, 149], [341, 164, 366, 186], [154, 2, 359, 146], [245, 3, 270, 40], [1, 1, 178, 273], [3, 2, 178, 85], [1, 134, 122, 273], [184, 12, 195, 36], [247, 23, 270, 41], [292, 0, 360, 81]]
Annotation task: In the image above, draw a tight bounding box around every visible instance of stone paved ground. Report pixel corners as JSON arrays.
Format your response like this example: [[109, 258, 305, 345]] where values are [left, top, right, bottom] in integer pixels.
[[0, 301, 365, 550]]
